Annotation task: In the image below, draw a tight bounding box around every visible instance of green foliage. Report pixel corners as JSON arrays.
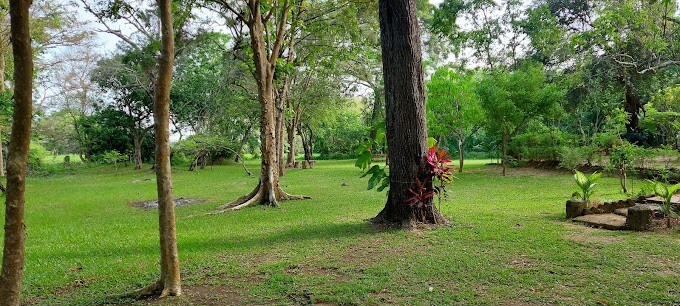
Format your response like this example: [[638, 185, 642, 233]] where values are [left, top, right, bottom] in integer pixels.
[[647, 180, 680, 218], [172, 135, 238, 165], [426, 68, 484, 145], [78, 107, 154, 161], [573, 170, 602, 202], [100, 150, 125, 167], [28, 142, 50, 172]]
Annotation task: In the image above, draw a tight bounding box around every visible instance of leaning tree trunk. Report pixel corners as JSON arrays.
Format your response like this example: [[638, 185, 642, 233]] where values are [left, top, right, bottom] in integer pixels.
[[372, 0, 444, 225], [234, 125, 252, 163], [0, 0, 33, 304], [221, 2, 308, 211], [131, 0, 182, 298]]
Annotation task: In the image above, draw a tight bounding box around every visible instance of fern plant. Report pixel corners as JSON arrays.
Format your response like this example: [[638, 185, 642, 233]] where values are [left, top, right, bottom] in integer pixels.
[[573, 171, 601, 202]]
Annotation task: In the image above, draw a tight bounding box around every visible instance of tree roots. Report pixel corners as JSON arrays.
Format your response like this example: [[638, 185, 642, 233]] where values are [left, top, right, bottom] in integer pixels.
[[217, 179, 310, 211], [127, 279, 181, 299]]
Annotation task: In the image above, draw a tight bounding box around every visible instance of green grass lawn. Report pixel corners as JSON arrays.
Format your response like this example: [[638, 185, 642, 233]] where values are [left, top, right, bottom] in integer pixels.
[[1, 159, 678, 305]]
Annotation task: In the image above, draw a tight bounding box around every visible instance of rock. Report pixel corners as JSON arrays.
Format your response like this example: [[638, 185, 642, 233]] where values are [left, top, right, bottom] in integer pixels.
[[566, 199, 587, 219], [626, 204, 656, 231], [614, 208, 628, 217], [573, 214, 627, 230]]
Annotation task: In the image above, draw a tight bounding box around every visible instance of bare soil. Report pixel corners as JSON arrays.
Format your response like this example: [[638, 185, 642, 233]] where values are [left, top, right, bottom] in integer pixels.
[[129, 198, 207, 210]]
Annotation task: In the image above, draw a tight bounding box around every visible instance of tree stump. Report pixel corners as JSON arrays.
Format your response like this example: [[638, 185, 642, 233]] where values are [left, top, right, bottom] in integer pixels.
[[566, 199, 586, 219], [626, 205, 654, 231]]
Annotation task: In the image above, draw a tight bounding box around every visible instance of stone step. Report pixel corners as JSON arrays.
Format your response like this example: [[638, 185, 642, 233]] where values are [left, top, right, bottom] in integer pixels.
[[573, 214, 627, 230], [614, 208, 628, 217]]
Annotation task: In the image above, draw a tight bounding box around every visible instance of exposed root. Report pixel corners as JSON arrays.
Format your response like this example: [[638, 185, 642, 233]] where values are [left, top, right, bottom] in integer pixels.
[[216, 181, 310, 211], [279, 188, 312, 201], [124, 279, 182, 300]]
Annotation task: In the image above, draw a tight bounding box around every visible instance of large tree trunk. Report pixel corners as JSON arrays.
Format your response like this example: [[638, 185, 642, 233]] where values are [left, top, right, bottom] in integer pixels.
[[0, 45, 5, 177], [132, 0, 182, 298], [624, 84, 643, 139], [221, 1, 308, 211], [0, 0, 33, 304], [372, 0, 444, 225], [133, 133, 143, 170]]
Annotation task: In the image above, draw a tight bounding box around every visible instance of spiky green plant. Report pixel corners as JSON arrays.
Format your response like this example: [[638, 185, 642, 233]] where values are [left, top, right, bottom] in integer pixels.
[[647, 180, 680, 228], [573, 171, 601, 202]]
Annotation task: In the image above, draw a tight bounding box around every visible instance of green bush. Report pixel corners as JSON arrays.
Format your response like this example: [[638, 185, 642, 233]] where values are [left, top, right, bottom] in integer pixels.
[[28, 142, 49, 171], [172, 135, 238, 165]]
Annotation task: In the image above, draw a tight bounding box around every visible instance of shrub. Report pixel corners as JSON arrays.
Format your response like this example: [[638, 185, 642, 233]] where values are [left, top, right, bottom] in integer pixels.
[[559, 147, 586, 170], [28, 142, 49, 171], [172, 135, 238, 166]]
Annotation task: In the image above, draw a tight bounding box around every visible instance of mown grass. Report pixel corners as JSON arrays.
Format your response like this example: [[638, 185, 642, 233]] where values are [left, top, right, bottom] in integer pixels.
[[1, 159, 678, 305]]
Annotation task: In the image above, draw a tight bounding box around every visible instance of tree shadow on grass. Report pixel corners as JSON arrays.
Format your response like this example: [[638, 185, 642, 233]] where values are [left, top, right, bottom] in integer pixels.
[[40, 221, 391, 262]]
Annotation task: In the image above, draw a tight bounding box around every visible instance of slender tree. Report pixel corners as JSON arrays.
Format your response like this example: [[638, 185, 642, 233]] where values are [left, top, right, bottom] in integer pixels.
[[0, 0, 33, 304], [373, 0, 444, 225], [131, 0, 182, 297]]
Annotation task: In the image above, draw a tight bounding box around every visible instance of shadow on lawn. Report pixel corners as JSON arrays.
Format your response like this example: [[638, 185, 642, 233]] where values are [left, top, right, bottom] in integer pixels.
[[42, 221, 387, 260]]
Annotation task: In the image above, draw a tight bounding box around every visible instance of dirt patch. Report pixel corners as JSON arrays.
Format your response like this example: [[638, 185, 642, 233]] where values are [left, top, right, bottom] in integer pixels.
[[510, 255, 540, 269], [130, 198, 206, 210], [141, 284, 247, 305], [562, 223, 624, 244], [285, 264, 351, 283]]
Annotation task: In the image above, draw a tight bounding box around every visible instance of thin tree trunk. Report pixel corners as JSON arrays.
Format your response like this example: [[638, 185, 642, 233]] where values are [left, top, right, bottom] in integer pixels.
[[373, 0, 444, 225], [0, 0, 33, 304], [286, 120, 296, 167], [458, 137, 464, 173], [0, 132, 4, 177], [154, 0, 181, 294], [134, 133, 143, 170], [234, 125, 252, 163], [502, 129, 508, 176], [132, 0, 182, 298], [275, 90, 285, 176]]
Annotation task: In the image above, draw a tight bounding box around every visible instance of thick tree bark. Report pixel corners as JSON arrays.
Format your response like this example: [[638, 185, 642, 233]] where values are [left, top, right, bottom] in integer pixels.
[[0, 47, 5, 177], [373, 0, 444, 225], [0, 0, 33, 304], [133, 133, 143, 170], [132, 0, 182, 298], [624, 84, 643, 138]]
